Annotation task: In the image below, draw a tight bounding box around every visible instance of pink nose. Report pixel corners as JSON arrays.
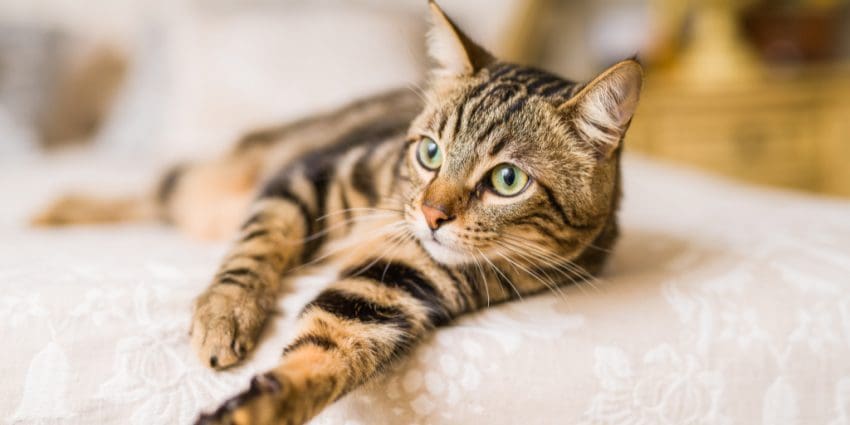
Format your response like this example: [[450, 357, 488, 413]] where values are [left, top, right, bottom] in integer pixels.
[[421, 204, 452, 230]]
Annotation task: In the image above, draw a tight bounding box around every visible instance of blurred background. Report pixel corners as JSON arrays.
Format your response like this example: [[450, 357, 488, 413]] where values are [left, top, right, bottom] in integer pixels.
[[1, 0, 849, 197]]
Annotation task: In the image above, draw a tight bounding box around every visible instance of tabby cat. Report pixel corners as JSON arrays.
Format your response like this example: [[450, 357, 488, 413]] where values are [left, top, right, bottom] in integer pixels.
[[33, 2, 642, 424]]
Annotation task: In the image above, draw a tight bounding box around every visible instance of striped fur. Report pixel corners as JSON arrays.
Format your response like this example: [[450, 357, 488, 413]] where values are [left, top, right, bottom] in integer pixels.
[[192, 54, 640, 425], [32, 3, 642, 424]]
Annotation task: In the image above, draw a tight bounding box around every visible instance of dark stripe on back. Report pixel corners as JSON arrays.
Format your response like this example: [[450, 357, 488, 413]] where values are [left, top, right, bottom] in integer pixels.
[[305, 289, 410, 328], [235, 87, 418, 152], [351, 145, 379, 204], [303, 115, 411, 163], [342, 260, 451, 326]]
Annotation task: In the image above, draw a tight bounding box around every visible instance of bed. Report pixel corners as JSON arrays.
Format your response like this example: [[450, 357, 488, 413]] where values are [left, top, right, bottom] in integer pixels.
[[2, 151, 849, 424]]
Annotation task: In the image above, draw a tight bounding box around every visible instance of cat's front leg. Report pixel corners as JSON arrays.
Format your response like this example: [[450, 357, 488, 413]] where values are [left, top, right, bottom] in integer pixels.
[[191, 198, 309, 369], [196, 256, 467, 424]]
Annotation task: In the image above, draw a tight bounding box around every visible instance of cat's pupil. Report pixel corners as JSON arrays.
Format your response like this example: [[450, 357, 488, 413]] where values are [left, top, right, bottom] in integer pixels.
[[426, 142, 438, 159], [501, 167, 516, 186]]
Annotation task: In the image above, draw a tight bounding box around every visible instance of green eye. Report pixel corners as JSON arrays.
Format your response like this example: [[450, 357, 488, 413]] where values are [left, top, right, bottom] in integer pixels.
[[489, 164, 529, 196], [416, 137, 443, 170]]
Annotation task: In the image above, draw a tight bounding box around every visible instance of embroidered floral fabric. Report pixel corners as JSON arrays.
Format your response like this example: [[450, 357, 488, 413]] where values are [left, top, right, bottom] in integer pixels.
[[2, 155, 849, 424]]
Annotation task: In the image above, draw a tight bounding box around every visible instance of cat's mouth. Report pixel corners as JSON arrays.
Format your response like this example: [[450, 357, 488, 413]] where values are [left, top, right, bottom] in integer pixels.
[[406, 211, 477, 265], [417, 232, 476, 266]]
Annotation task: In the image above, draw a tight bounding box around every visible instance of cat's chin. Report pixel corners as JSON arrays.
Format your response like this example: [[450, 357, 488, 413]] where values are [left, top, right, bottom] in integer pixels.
[[419, 239, 474, 266]]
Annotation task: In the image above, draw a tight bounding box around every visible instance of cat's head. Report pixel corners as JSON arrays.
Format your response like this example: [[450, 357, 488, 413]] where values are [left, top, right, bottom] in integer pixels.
[[403, 1, 642, 269]]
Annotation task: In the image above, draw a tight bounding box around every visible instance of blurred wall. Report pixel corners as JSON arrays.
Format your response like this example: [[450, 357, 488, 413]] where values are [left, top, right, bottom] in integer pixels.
[[0, 0, 522, 161]]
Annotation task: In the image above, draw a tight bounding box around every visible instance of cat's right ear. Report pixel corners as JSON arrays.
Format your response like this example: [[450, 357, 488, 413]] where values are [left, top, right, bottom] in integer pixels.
[[427, 1, 494, 77]]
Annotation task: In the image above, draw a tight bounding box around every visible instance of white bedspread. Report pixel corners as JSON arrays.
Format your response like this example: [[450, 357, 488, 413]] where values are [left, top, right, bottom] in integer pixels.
[[2, 153, 849, 425]]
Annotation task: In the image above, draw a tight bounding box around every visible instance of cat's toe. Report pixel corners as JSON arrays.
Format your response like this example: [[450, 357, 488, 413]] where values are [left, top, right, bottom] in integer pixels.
[[191, 294, 265, 369], [192, 317, 235, 369], [191, 315, 258, 369]]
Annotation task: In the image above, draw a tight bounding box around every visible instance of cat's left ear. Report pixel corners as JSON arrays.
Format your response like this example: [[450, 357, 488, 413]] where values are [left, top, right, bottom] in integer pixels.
[[427, 0, 494, 77], [560, 59, 643, 159]]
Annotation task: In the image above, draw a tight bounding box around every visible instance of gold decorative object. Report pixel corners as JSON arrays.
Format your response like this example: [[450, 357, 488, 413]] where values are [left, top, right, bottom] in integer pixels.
[[669, 0, 761, 88], [628, 62, 850, 197], [626, 0, 850, 197]]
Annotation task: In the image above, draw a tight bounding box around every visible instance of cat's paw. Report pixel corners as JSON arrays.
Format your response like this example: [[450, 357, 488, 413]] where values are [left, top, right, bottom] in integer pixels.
[[191, 287, 267, 369], [196, 373, 292, 425]]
